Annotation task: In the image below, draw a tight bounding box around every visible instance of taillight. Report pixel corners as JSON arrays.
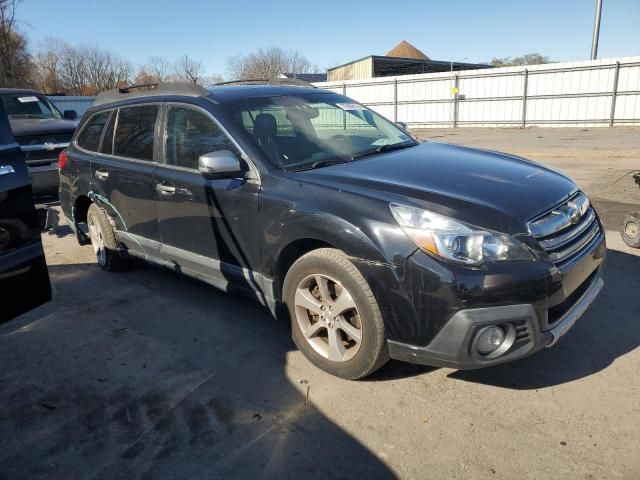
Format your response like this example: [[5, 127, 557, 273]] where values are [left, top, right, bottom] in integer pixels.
[[58, 150, 68, 170]]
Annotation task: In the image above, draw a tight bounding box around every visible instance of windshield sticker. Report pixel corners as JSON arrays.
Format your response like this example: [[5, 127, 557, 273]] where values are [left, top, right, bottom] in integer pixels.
[[17, 96, 39, 103], [336, 103, 366, 111]]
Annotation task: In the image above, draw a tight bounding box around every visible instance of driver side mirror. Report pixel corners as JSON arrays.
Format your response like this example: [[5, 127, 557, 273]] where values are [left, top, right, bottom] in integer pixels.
[[63, 110, 78, 121], [396, 121, 408, 130], [198, 150, 242, 179]]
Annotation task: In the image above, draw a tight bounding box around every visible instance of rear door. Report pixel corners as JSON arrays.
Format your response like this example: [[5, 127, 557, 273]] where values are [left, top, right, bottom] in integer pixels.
[[0, 102, 51, 324], [88, 104, 162, 259]]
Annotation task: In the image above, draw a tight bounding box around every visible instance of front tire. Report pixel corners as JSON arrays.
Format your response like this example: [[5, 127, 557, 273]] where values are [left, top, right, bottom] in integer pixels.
[[87, 203, 132, 271], [283, 248, 389, 379], [621, 212, 640, 248]]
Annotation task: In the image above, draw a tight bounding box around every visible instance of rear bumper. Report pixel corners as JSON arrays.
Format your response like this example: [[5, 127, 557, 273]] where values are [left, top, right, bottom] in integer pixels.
[[388, 272, 604, 369], [28, 164, 59, 194]]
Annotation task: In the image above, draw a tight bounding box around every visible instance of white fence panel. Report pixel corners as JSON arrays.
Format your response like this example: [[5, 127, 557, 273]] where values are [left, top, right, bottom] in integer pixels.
[[616, 95, 640, 121], [398, 78, 451, 103], [315, 56, 640, 128], [459, 100, 522, 125], [398, 102, 451, 126], [348, 82, 394, 105]]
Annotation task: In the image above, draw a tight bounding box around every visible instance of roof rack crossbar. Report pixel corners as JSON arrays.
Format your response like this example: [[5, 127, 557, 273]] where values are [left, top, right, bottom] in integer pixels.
[[94, 82, 210, 106], [214, 78, 318, 88]]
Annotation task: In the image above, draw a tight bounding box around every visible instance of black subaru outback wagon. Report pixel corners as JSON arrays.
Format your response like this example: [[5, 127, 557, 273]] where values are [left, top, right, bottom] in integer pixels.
[[59, 81, 605, 379]]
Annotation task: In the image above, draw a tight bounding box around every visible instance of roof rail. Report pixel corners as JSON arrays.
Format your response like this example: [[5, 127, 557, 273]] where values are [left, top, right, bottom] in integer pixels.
[[94, 82, 210, 106], [214, 78, 318, 88]]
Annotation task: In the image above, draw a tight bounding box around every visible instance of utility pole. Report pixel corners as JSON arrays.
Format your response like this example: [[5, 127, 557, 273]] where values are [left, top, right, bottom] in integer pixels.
[[591, 0, 603, 60]]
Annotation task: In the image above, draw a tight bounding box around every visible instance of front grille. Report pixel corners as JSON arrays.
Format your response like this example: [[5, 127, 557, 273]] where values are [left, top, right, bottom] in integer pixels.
[[528, 192, 602, 266], [24, 147, 65, 164], [15, 133, 72, 166], [15, 133, 73, 146]]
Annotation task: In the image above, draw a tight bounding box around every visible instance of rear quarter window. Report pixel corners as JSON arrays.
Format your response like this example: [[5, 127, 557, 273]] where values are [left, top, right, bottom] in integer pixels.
[[113, 105, 159, 161], [76, 111, 110, 152], [100, 111, 116, 155]]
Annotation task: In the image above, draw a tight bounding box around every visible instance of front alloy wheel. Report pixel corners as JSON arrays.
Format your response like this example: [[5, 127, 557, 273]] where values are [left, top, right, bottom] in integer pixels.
[[294, 274, 363, 362], [284, 248, 389, 379]]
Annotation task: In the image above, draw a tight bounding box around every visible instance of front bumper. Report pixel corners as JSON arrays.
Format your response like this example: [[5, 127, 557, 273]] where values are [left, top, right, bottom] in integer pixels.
[[387, 272, 604, 369], [351, 217, 607, 370]]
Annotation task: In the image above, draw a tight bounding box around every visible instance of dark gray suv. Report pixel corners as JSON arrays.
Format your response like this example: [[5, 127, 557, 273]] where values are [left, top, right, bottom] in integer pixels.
[[59, 82, 605, 379], [0, 89, 77, 196]]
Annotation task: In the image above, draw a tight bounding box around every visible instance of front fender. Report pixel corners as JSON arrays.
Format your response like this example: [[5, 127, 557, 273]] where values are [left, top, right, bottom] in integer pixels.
[[260, 173, 417, 278], [268, 211, 388, 269]]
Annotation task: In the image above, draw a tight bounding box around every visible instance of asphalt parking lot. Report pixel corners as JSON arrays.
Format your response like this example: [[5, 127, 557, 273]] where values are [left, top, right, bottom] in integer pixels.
[[2, 127, 640, 480]]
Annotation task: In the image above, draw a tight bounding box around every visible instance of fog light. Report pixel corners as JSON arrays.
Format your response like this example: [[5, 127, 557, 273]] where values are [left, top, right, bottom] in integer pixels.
[[476, 326, 506, 355]]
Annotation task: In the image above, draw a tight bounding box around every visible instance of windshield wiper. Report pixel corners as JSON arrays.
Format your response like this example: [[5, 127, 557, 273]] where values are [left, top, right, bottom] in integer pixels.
[[350, 141, 417, 161], [288, 158, 348, 172]]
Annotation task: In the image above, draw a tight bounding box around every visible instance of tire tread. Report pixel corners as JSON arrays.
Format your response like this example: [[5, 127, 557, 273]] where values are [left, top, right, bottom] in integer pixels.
[[87, 203, 132, 271], [285, 248, 389, 379]]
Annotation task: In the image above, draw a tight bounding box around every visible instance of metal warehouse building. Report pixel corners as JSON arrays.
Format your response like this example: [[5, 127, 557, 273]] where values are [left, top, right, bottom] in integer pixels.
[[327, 41, 489, 81]]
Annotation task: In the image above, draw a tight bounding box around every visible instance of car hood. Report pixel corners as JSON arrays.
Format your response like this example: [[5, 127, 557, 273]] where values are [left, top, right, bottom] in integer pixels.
[[300, 142, 578, 234], [9, 117, 78, 137]]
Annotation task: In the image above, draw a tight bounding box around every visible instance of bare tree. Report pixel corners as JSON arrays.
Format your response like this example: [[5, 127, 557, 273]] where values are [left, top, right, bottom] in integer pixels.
[[287, 50, 313, 77], [0, 0, 34, 87], [33, 39, 131, 95], [134, 68, 157, 85], [490, 53, 552, 68], [200, 74, 223, 86], [174, 55, 204, 84], [147, 55, 171, 81], [227, 47, 316, 80], [135, 56, 172, 84], [32, 37, 66, 93]]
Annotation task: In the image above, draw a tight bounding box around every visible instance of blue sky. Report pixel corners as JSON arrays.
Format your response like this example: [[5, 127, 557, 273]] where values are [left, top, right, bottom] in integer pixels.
[[17, 0, 640, 76]]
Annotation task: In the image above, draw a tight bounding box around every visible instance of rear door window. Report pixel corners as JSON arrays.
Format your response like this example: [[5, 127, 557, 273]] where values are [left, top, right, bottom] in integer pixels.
[[76, 111, 110, 152], [113, 105, 159, 161]]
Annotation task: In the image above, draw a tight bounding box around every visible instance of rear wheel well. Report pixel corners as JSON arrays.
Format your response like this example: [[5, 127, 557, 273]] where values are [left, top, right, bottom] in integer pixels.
[[74, 195, 91, 224], [275, 239, 334, 300], [73, 195, 92, 243]]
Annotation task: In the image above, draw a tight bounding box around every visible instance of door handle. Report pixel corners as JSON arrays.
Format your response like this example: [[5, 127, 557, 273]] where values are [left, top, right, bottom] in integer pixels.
[[176, 187, 193, 198], [156, 183, 176, 196], [0, 165, 15, 176], [95, 170, 109, 181]]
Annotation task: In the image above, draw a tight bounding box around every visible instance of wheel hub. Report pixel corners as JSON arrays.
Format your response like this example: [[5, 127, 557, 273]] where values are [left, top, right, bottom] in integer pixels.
[[88, 215, 107, 266], [625, 221, 639, 239], [294, 273, 363, 362]]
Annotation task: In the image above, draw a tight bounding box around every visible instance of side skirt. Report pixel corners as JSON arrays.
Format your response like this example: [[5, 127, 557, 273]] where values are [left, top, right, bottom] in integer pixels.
[[115, 231, 277, 314]]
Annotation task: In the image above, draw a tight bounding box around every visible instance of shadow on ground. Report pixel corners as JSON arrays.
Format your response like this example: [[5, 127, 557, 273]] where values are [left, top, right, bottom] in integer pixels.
[[449, 248, 640, 389], [0, 262, 395, 479]]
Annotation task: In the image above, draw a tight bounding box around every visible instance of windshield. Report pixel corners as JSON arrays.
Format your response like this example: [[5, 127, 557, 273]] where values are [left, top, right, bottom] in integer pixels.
[[0, 93, 62, 120], [223, 93, 417, 170]]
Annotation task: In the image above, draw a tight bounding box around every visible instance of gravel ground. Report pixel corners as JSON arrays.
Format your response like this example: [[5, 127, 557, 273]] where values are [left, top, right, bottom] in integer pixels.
[[1, 127, 639, 480]]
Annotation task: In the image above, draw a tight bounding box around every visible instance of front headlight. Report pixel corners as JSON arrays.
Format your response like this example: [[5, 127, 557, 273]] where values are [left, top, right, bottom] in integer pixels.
[[390, 204, 533, 266]]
